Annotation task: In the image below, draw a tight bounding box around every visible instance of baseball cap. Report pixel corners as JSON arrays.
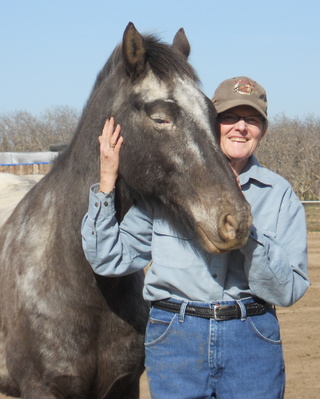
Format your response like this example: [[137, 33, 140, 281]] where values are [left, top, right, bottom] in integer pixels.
[[212, 76, 268, 120]]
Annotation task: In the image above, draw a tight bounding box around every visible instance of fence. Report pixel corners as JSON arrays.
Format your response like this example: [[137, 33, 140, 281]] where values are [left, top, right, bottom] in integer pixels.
[[0, 162, 52, 175], [0, 151, 56, 176]]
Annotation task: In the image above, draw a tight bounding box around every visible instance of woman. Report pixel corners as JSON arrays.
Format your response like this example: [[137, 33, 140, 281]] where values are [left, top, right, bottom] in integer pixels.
[[81, 76, 309, 398]]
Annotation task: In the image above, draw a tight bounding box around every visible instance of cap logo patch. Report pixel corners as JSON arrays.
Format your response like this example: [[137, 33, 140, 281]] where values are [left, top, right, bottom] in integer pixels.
[[234, 80, 255, 95]]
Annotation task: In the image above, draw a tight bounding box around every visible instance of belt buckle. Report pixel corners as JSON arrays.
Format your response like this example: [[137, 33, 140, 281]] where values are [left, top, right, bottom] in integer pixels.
[[213, 304, 227, 321]]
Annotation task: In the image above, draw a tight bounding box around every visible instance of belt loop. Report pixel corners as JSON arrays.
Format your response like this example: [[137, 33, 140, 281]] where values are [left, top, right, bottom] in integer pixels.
[[237, 299, 247, 321], [179, 301, 188, 323]]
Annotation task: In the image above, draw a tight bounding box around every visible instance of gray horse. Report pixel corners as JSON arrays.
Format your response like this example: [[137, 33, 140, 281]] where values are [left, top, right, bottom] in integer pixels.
[[0, 23, 251, 399]]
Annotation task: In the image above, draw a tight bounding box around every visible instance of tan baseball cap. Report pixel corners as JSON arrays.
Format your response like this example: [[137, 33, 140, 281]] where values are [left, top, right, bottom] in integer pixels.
[[212, 76, 268, 120]]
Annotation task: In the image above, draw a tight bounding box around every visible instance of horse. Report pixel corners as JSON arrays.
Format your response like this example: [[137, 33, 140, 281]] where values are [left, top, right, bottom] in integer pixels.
[[0, 23, 252, 399]]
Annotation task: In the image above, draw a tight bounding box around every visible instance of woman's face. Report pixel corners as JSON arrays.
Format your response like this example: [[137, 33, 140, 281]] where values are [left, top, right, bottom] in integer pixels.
[[218, 105, 267, 174]]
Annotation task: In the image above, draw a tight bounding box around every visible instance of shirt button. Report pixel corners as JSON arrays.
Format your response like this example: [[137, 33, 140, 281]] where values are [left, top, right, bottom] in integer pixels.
[[104, 201, 108, 207], [213, 273, 218, 278], [94, 202, 99, 207]]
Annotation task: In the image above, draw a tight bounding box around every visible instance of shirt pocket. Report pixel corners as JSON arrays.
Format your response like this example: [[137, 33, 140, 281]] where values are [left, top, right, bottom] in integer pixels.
[[152, 218, 199, 269]]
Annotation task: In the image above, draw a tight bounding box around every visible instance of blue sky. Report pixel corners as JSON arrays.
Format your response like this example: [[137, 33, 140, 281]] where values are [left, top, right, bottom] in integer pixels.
[[1, 0, 319, 120]]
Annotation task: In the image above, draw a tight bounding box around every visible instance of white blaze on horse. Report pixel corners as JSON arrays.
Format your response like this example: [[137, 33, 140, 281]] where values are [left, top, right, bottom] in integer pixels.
[[0, 23, 251, 399]]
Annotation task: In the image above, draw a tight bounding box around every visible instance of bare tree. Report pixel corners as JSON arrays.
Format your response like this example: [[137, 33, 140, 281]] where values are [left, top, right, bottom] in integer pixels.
[[257, 115, 320, 200], [0, 106, 79, 152]]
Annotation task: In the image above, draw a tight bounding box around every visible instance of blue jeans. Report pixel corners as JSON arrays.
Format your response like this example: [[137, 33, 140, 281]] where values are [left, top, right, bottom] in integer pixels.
[[145, 299, 285, 399]]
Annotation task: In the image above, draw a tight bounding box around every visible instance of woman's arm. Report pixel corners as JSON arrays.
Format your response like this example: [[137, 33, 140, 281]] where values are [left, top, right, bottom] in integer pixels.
[[81, 118, 152, 276], [81, 188, 153, 276], [240, 188, 309, 307]]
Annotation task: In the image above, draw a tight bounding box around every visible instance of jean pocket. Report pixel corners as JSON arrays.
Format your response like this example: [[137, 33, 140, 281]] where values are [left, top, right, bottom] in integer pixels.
[[247, 310, 282, 344], [144, 308, 177, 346]]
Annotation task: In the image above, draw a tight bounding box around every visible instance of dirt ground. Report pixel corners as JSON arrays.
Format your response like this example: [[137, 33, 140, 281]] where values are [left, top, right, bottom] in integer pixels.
[[0, 233, 318, 399]]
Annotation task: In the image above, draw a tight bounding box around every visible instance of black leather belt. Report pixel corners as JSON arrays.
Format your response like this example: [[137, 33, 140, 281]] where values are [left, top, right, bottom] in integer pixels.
[[151, 300, 270, 321]]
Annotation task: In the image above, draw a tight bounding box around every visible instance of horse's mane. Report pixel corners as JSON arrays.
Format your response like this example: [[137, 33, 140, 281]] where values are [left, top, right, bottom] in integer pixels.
[[92, 33, 200, 94]]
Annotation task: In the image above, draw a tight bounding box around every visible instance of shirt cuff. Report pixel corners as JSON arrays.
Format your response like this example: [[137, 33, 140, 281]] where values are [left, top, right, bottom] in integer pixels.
[[87, 183, 116, 220]]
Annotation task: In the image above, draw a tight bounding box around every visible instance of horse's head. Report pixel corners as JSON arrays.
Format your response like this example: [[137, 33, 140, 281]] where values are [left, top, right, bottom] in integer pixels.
[[84, 23, 252, 254]]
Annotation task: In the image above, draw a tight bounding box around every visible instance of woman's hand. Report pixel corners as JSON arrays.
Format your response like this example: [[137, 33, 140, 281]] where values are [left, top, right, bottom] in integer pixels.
[[98, 117, 124, 193]]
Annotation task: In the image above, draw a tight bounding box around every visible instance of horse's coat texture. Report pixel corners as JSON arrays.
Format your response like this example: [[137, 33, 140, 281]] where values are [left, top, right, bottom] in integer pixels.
[[0, 23, 251, 398]]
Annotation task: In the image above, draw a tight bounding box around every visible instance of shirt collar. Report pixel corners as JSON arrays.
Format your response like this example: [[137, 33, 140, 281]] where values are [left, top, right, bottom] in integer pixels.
[[239, 155, 273, 187]]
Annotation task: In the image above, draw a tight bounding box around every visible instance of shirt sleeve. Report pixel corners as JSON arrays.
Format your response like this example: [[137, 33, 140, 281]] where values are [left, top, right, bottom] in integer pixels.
[[81, 183, 153, 276], [240, 188, 309, 307]]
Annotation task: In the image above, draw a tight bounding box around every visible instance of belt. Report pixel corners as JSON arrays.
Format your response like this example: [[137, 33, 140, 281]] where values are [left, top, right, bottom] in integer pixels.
[[151, 299, 271, 321]]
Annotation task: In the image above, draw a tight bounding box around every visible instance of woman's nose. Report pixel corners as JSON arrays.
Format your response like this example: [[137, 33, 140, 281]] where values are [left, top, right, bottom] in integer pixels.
[[235, 119, 247, 131]]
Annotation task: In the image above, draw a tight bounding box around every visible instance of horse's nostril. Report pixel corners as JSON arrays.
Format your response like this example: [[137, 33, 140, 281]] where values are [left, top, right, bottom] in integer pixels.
[[223, 214, 237, 240], [219, 212, 251, 243]]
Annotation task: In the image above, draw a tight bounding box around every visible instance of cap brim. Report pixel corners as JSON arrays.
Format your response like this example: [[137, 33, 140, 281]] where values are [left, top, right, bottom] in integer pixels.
[[215, 99, 268, 120]]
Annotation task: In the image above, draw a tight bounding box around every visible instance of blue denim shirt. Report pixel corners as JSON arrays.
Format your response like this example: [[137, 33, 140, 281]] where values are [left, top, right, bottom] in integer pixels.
[[81, 156, 309, 307]]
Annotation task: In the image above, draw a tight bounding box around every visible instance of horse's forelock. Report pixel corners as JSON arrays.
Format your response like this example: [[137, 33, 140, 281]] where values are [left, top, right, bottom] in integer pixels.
[[143, 35, 199, 83]]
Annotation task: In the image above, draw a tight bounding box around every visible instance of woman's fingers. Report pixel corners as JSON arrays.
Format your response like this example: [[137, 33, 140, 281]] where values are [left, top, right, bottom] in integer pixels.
[[102, 117, 115, 138], [99, 118, 123, 156], [98, 118, 123, 193], [109, 122, 121, 148]]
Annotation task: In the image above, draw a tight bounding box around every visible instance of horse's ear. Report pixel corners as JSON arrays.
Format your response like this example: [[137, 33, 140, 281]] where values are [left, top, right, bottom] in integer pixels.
[[172, 28, 190, 59], [122, 22, 147, 78]]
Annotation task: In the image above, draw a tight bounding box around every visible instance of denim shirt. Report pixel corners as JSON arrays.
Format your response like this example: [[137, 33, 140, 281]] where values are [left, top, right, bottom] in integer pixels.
[[81, 156, 309, 307]]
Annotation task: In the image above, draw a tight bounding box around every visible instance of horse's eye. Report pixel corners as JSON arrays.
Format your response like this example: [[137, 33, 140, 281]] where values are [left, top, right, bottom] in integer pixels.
[[151, 114, 174, 129], [145, 101, 177, 129], [152, 118, 171, 124]]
